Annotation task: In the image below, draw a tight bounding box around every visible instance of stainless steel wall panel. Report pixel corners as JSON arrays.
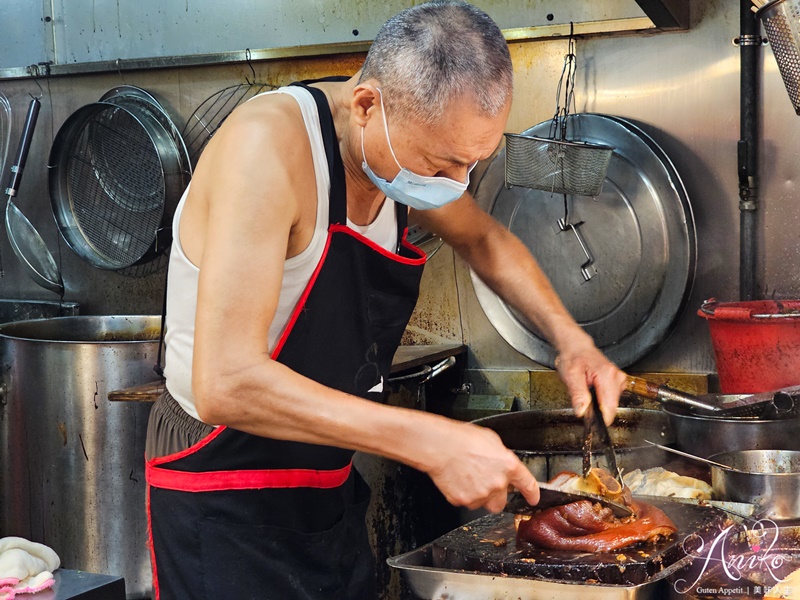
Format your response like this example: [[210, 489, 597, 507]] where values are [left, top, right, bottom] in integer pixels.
[[3, 0, 649, 74], [0, 0, 795, 375]]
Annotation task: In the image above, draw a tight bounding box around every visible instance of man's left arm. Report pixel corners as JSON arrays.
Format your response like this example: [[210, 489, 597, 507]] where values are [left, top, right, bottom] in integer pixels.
[[412, 194, 626, 425]]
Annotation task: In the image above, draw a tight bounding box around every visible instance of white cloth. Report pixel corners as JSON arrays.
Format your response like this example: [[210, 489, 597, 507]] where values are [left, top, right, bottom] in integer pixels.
[[0, 537, 60, 600], [164, 85, 398, 421]]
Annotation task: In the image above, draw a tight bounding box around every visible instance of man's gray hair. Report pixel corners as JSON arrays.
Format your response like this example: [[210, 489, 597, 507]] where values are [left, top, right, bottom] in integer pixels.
[[359, 1, 513, 124]]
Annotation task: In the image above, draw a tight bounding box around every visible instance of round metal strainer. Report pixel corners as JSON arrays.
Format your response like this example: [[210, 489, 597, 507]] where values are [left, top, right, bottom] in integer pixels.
[[89, 107, 165, 214], [182, 82, 275, 165], [49, 101, 184, 270]]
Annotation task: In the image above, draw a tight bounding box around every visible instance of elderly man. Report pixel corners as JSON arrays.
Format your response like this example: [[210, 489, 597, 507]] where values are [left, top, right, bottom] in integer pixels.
[[144, 1, 627, 598]]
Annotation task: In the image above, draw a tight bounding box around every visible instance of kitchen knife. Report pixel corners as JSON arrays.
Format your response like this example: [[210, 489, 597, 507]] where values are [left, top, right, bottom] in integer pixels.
[[506, 483, 634, 518]]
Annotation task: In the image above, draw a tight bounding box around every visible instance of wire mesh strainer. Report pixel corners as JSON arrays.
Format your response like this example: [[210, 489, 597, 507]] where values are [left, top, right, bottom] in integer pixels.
[[182, 82, 276, 165], [504, 24, 613, 197], [49, 101, 184, 271], [757, 0, 800, 115], [504, 134, 612, 197]]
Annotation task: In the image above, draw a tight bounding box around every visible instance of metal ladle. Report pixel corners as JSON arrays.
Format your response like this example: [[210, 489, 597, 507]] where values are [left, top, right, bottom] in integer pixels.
[[4, 98, 64, 295]]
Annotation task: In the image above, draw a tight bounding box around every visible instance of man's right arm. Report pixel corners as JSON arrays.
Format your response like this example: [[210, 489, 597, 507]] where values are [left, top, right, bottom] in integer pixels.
[[185, 96, 540, 513]]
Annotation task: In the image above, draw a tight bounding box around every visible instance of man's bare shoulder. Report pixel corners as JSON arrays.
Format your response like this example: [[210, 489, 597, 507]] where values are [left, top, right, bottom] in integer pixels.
[[202, 91, 309, 169], [219, 94, 308, 154], [188, 89, 316, 231]]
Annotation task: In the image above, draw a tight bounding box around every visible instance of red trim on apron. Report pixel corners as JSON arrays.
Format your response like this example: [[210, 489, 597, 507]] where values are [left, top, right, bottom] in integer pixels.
[[401, 238, 426, 257], [146, 459, 352, 492], [150, 424, 228, 467], [271, 231, 334, 360], [329, 224, 426, 265], [145, 485, 162, 600], [146, 223, 421, 496]]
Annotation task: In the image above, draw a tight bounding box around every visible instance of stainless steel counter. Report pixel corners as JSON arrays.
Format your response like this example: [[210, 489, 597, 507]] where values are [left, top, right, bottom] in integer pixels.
[[35, 570, 126, 600]]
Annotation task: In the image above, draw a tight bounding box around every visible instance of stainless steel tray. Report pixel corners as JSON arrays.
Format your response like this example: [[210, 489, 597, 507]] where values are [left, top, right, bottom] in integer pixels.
[[388, 544, 693, 600]]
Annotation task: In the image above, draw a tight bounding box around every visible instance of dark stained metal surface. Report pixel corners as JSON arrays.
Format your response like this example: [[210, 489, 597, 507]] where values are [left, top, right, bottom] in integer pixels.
[[431, 499, 727, 586], [473, 409, 673, 481]]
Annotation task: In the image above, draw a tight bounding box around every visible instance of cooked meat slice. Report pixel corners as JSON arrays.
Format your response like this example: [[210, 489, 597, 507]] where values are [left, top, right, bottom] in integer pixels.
[[516, 499, 677, 552]]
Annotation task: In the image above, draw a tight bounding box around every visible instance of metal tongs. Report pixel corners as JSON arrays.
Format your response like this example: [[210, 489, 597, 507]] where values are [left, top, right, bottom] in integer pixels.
[[506, 394, 631, 518], [505, 390, 632, 519], [582, 390, 622, 484]]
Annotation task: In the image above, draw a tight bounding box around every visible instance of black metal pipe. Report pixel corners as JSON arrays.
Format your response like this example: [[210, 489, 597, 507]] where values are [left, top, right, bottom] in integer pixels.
[[739, 0, 761, 301]]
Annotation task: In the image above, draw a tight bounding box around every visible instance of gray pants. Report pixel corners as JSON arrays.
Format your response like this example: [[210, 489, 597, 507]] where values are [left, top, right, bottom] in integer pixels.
[[145, 390, 214, 460]]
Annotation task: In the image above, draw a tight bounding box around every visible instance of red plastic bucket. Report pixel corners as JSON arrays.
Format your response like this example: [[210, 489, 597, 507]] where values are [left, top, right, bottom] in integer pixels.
[[698, 299, 800, 393]]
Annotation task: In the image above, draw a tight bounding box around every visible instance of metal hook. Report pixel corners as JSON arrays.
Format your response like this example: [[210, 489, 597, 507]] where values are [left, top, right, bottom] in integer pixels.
[[29, 82, 43, 101], [115, 59, 126, 84], [26, 65, 44, 99], [244, 48, 256, 85]]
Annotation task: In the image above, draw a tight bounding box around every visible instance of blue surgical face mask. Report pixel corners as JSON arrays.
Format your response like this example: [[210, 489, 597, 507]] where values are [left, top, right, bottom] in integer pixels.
[[361, 89, 476, 211]]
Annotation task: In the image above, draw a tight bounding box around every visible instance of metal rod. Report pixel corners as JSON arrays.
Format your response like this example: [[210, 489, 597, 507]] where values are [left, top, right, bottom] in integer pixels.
[[0, 18, 659, 82], [644, 441, 748, 473], [739, 0, 761, 301]]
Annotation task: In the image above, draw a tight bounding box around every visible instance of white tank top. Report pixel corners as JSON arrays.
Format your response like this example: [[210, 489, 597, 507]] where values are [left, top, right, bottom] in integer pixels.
[[164, 85, 399, 421]]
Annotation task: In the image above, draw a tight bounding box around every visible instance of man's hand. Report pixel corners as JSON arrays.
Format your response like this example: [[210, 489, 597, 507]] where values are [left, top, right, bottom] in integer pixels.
[[424, 422, 539, 513], [555, 338, 627, 426], [414, 196, 626, 426]]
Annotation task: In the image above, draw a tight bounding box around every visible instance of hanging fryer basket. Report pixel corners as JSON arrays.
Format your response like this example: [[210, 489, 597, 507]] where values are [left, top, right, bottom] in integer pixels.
[[504, 23, 613, 197], [504, 132, 613, 197]]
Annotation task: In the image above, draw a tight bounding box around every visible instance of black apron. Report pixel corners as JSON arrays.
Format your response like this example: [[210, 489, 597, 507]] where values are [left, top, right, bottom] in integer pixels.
[[145, 81, 426, 600]]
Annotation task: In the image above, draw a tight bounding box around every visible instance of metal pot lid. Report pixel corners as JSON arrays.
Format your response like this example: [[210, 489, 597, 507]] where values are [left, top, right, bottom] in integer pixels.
[[471, 114, 696, 368]]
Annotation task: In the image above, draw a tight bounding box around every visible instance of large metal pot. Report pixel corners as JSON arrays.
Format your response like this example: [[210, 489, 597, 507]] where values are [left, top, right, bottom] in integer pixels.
[[709, 449, 800, 520], [473, 408, 673, 481], [664, 402, 800, 458], [0, 316, 160, 599]]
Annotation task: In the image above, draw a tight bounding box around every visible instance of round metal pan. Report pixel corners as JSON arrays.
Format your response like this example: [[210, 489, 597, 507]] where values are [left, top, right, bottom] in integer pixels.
[[664, 401, 800, 458], [709, 449, 800, 520], [48, 100, 184, 270], [471, 113, 696, 368], [473, 408, 673, 481]]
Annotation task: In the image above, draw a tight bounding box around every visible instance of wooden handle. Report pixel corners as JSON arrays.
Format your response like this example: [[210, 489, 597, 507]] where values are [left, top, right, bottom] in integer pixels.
[[108, 380, 165, 403], [624, 375, 663, 400]]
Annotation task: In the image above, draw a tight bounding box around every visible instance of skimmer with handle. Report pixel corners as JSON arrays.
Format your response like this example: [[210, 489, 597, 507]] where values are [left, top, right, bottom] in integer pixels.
[[4, 98, 64, 295], [0, 92, 10, 272], [643, 441, 751, 474], [0, 93, 10, 185]]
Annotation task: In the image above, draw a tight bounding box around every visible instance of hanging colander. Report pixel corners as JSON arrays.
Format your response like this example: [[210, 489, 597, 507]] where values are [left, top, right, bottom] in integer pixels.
[[504, 134, 612, 197], [182, 82, 275, 165]]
